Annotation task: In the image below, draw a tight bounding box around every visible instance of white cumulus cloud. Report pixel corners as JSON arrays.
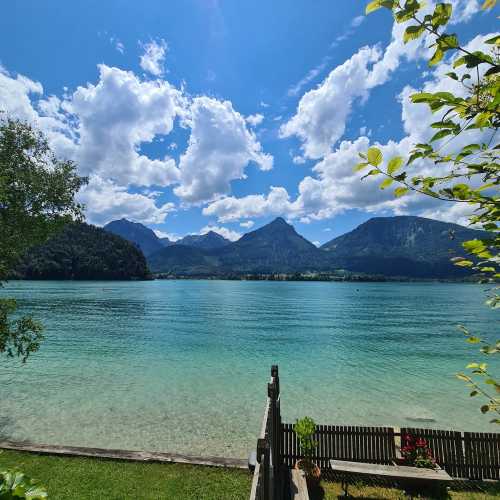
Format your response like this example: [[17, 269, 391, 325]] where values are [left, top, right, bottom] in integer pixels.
[[200, 225, 241, 241], [174, 96, 273, 204], [78, 176, 176, 226], [246, 113, 264, 127], [140, 39, 167, 76]]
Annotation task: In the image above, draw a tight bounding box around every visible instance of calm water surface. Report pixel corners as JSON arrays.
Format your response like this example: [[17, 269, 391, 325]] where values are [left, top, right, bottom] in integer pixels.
[[0, 280, 497, 458]]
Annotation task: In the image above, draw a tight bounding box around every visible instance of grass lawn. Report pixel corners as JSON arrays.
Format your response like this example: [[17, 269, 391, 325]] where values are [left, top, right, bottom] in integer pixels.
[[0, 450, 252, 500], [312, 479, 500, 499], [2, 450, 500, 499]]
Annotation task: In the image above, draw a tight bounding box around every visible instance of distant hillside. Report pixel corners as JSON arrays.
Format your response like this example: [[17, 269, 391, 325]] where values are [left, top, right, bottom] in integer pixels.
[[321, 216, 486, 278], [148, 217, 328, 275], [148, 245, 220, 276], [176, 231, 231, 250], [160, 237, 174, 247], [16, 223, 150, 280], [104, 219, 164, 256], [215, 217, 327, 273]]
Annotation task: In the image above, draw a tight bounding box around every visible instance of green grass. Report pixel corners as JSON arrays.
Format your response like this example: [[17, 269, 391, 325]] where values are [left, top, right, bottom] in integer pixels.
[[0, 450, 252, 500], [311, 479, 500, 499], [2, 450, 500, 500]]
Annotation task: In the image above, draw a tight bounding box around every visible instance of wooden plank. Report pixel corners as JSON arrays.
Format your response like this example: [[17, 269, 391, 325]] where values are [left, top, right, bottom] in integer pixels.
[[0, 440, 247, 469], [330, 460, 453, 481]]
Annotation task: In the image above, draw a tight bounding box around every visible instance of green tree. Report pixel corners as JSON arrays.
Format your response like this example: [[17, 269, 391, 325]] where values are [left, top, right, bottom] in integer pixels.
[[359, 0, 499, 422], [0, 117, 87, 362]]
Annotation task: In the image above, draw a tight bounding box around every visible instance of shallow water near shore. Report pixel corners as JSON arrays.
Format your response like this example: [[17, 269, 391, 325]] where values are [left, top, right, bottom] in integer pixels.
[[0, 280, 497, 458]]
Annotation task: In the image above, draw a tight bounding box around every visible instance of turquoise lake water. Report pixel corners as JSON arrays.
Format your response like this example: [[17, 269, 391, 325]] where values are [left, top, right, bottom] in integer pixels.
[[0, 280, 498, 458]]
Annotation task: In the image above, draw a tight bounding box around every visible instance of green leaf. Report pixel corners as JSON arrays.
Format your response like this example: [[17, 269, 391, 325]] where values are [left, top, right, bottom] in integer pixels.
[[446, 71, 459, 80], [485, 35, 500, 45], [481, 405, 490, 414], [432, 3, 452, 27], [410, 92, 434, 103], [463, 239, 486, 252], [366, 0, 384, 14], [429, 48, 444, 66], [407, 151, 424, 164], [367, 147, 383, 166], [394, 187, 409, 197], [430, 129, 452, 142], [475, 112, 491, 128], [354, 162, 369, 172], [482, 0, 497, 9], [453, 55, 466, 68], [455, 260, 473, 267], [485, 66, 500, 77], [403, 25, 425, 43], [387, 156, 404, 174], [366, 169, 381, 176], [438, 34, 459, 51], [380, 178, 394, 189], [431, 120, 457, 129]]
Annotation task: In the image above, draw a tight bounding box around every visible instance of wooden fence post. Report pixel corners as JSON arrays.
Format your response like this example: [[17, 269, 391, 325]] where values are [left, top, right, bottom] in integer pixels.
[[257, 438, 271, 500]]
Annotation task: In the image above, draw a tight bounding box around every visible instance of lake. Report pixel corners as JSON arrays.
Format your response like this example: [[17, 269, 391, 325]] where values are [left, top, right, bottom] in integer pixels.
[[0, 280, 497, 459]]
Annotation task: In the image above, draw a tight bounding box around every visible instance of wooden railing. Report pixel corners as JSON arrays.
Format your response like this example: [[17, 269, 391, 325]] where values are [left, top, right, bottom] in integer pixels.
[[250, 366, 500, 499], [249, 366, 284, 500]]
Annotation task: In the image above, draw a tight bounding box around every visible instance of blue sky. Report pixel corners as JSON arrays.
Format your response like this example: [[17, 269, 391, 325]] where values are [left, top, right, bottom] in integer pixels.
[[0, 0, 497, 244]]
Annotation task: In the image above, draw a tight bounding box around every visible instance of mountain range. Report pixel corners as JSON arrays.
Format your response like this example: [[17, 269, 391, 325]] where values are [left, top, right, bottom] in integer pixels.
[[109, 215, 484, 279], [103, 219, 230, 256]]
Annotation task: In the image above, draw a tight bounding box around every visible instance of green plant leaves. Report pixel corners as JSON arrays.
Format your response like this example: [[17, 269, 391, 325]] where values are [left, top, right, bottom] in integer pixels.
[[403, 25, 425, 43], [354, 162, 369, 172], [365, 0, 395, 14], [367, 147, 383, 166], [387, 156, 404, 174], [394, 187, 409, 197], [430, 129, 452, 142], [380, 178, 394, 189]]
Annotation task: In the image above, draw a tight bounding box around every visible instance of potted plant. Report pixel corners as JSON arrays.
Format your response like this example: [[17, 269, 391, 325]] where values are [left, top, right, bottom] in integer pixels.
[[293, 416, 321, 484], [400, 434, 438, 469]]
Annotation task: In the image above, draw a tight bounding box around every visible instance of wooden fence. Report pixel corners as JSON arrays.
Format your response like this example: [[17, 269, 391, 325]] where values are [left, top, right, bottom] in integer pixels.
[[281, 423, 499, 481], [250, 366, 499, 500], [249, 366, 284, 500], [282, 424, 397, 471]]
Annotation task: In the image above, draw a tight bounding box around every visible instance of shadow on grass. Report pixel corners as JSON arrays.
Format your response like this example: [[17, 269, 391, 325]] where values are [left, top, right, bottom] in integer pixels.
[[315, 477, 500, 500]]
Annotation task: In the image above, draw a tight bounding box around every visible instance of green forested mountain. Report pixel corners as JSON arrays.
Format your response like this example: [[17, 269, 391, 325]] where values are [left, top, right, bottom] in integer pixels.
[[16, 223, 150, 280], [148, 217, 328, 275], [148, 216, 486, 278], [321, 216, 487, 278]]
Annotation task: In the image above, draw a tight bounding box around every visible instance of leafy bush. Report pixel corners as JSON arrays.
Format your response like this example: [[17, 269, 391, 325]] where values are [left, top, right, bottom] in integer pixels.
[[294, 416, 318, 476], [0, 469, 47, 499]]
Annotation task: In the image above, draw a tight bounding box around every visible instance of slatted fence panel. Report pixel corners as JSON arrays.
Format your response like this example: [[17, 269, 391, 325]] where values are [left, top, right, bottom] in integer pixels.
[[281, 424, 396, 472], [400, 428, 465, 478], [464, 432, 500, 480]]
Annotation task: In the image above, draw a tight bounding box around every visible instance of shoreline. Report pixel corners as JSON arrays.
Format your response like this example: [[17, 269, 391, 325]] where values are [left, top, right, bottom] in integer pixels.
[[0, 440, 248, 469]]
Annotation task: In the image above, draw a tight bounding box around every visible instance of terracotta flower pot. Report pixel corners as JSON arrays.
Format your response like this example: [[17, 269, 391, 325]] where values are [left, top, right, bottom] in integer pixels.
[[295, 459, 321, 485]]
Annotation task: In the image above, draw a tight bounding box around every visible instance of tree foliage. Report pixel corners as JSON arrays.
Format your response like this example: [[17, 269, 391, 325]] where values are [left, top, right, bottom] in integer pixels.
[[360, 1, 499, 422], [0, 117, 87, 361], [15, 222, 150, 281]]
